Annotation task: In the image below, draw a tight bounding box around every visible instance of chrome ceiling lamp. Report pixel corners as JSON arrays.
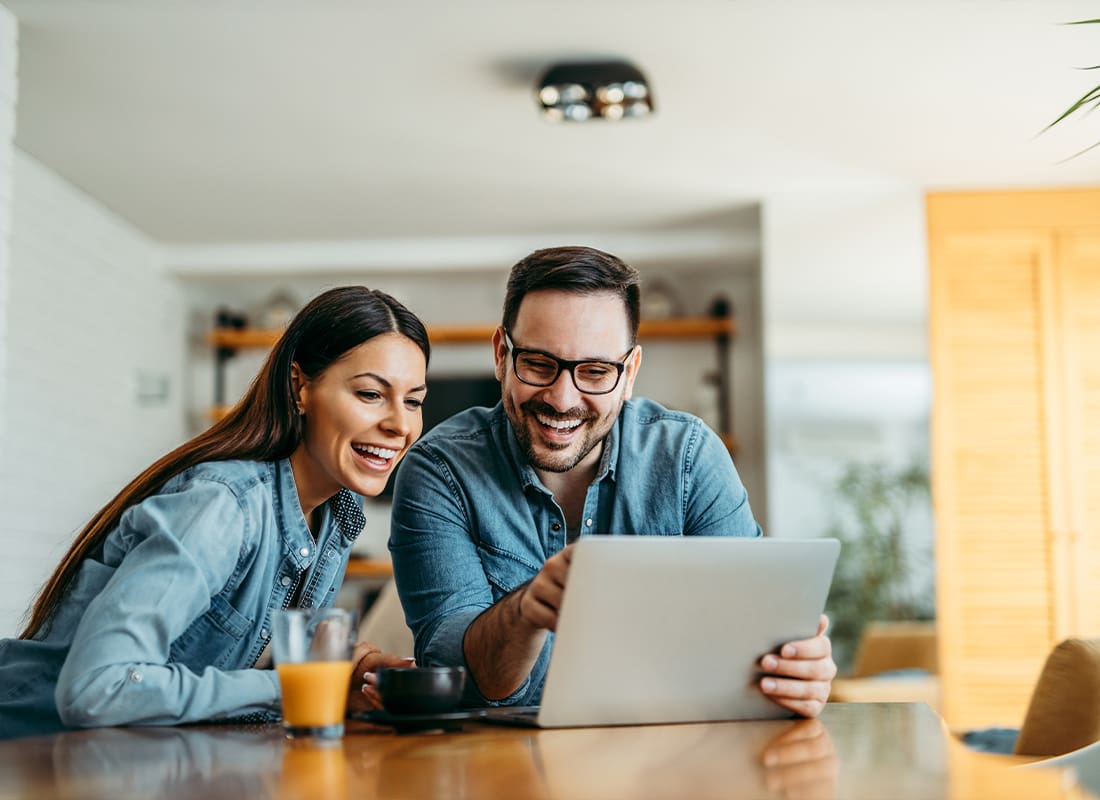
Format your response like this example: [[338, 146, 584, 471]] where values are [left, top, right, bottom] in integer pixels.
[[536, 60, 654, 122]]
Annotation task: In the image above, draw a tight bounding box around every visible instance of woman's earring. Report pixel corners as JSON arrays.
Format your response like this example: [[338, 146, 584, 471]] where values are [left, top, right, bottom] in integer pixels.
[[296, 403, 305, 415]]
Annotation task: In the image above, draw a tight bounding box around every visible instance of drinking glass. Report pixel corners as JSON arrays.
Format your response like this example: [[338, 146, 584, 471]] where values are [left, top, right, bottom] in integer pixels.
[[272, 607, 358, 739]]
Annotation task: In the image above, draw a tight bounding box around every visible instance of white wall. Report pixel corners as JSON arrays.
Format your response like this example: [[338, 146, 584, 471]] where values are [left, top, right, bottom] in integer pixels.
[[760, 188, 933, 660], [762, 189, 928, 361], [0, 6, 15, 440], [761, 187, 931, 539], [0, 151, 185, 637]]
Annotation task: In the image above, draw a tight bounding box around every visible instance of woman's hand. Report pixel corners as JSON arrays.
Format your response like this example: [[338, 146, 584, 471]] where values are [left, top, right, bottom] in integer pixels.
[[347, 641, 416, 714]]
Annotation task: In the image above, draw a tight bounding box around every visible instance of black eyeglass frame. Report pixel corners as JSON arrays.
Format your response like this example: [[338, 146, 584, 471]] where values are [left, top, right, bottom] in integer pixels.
[[502, 330, 635, 396]]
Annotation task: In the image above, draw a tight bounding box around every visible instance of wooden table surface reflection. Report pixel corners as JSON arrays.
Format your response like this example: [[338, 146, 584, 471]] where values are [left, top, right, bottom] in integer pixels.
[[0, 703, 1094, 800]]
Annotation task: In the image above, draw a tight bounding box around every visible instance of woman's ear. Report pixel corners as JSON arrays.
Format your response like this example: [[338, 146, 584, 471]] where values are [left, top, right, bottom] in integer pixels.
[[290, 362, 308, 415]]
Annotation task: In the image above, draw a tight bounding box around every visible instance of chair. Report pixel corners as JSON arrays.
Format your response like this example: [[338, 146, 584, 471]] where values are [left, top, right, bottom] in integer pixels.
[[829, 621, 940, 711], [357, 579, 415, 658], [849, 621, 938, 677], [1013, 637, 1100, 757]]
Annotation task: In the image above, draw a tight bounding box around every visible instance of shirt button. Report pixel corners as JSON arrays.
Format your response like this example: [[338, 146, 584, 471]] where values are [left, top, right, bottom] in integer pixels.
[[552, 523, 561, 532], [585, 519, 593, 527], [300, 547, 310, 557], [280, 576, 292, 587], [130, 671, 143, 683], [261, 628, 269, 639]]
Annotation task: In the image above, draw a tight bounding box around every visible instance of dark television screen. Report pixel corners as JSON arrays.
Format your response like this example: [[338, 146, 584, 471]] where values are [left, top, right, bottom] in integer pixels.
[[375, 374, 501, 500]]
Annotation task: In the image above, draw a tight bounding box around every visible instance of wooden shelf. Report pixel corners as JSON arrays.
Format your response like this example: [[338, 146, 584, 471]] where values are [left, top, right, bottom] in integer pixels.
[[206, 315, 737, 447], [207, 316, 735, 350], [207, 405, 232, 423], [637, 317, 735, 339], [345, 557, 393, 579]]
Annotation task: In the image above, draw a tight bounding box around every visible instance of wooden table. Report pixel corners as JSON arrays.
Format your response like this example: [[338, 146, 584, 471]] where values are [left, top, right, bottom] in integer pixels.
[[0, 703, 1095, 800]]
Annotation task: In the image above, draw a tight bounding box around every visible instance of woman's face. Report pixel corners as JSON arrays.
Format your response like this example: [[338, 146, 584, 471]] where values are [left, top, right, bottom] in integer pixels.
[[291, 333, 427, 511]]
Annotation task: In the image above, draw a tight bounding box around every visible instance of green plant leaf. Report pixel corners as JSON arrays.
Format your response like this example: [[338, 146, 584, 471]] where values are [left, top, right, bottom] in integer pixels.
[[1058, 137, 1100, 163], [1045, 18, 1100, 155], [1045, 84, 1100, 132]]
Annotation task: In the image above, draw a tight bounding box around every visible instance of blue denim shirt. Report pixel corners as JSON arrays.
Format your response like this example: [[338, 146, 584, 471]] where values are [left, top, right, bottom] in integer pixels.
[[389, 397, 761, 706], [0, 458, 364, 730]]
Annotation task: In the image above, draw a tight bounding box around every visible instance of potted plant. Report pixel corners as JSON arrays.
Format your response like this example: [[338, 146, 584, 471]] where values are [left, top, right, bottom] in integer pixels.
[[823, 459, 934, 671]]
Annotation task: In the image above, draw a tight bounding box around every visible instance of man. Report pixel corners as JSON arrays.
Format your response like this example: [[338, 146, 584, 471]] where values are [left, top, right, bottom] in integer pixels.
[[390, 246, 836, 717]]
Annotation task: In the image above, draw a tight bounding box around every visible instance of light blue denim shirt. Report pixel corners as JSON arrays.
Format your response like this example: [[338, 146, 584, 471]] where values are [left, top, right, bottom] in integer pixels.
[[389, 397, 761, 707], [0, 458, 364, 731]]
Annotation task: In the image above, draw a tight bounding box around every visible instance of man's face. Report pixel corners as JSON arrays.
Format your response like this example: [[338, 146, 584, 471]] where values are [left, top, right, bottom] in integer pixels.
[[494, 289, 641, 474]]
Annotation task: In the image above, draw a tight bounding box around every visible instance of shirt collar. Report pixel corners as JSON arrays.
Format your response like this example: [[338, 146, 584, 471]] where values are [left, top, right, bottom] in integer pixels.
[[329, 489, 366, 542], [274, 459, 364, 554]]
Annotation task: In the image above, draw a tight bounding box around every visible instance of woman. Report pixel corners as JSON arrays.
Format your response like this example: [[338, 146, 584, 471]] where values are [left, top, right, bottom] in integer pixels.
[[0, 286, 427, 730]]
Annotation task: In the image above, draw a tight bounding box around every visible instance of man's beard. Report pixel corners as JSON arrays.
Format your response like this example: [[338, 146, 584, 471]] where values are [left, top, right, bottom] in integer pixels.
[[505, 397, 617, 474]]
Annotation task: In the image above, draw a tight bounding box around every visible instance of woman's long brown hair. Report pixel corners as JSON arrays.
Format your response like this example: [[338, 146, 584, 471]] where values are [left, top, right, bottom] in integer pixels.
[[20, 286, 429, 639]]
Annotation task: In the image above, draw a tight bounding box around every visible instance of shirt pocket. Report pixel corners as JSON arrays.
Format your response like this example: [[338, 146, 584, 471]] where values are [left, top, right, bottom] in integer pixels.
[[169, 594, 253, 670], [478, 544, 541, 600]]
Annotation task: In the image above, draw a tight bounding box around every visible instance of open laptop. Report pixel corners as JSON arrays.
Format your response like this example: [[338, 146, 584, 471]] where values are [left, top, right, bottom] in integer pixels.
[[484, 535, 840, 728]]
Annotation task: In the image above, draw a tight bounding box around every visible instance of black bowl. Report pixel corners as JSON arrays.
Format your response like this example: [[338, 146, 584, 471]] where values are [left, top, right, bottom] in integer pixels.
[[376, 666, 466, 714]]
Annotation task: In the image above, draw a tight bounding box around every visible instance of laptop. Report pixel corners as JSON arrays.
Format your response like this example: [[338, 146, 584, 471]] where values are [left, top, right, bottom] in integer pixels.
[[484, 535, 840, 728]]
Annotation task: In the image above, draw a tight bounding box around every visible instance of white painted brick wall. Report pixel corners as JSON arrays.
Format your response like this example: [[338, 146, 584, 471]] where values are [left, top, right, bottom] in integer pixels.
[[0, 151, 186, 636], [0, 6, 16, 445]]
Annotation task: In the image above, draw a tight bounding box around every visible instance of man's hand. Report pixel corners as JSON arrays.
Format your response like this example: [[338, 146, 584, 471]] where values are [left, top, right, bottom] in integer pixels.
[[757, 614, 837, 718], [462, 543, 576, 700], [347, 641, 416, 714], [515, 544, 574, 632]]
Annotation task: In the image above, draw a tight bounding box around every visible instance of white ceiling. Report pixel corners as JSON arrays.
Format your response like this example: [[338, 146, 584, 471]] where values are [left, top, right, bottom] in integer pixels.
[[6, 1, 1100, 245]]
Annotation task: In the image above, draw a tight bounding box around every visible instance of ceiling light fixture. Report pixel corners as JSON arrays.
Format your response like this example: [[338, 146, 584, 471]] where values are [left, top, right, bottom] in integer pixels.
[[536, 60, 654, 122]]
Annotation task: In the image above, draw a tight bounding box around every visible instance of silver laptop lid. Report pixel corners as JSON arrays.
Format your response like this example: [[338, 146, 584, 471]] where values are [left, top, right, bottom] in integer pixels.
[[537, 536, 840, 728]]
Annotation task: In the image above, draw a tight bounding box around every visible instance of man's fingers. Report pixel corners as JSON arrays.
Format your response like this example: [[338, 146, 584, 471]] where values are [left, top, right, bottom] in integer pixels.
[[777, 632, 833, 661], [759, 653, 837, 682], [542, 546, 573, 588], [521, 585, 563, 631], [760, 676, 830, 700], [759, 675, 831, 718], [766, 696, 828, 720], [515, 546, 575, 631]]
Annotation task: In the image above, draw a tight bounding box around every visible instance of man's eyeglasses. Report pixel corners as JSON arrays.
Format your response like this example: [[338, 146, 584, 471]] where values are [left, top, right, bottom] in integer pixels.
[[503, 331, 635, 396]]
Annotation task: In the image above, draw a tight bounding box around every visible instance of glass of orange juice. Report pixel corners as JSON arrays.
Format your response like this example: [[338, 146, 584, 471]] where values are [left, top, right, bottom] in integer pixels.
[[272, 607, 358, 739]]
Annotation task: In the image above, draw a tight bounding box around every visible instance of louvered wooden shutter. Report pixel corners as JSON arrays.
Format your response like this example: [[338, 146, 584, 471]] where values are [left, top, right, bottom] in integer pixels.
[[930, 229, 1055, 727], [928, 190, 1100, 728]]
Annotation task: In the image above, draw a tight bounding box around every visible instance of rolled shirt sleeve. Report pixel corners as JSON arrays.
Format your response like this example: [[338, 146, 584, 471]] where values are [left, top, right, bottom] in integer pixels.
[[390, 444, 543, 705], [55, 479, 280, 727], [682, 422, 763, 539]]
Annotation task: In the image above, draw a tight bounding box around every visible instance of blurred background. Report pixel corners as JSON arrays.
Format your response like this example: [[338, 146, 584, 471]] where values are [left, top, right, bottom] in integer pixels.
[[2, 1, 1100, 730]]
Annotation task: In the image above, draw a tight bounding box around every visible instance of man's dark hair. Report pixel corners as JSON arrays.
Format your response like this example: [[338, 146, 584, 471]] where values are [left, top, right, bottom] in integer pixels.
[[502, 246, 641, 345]]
